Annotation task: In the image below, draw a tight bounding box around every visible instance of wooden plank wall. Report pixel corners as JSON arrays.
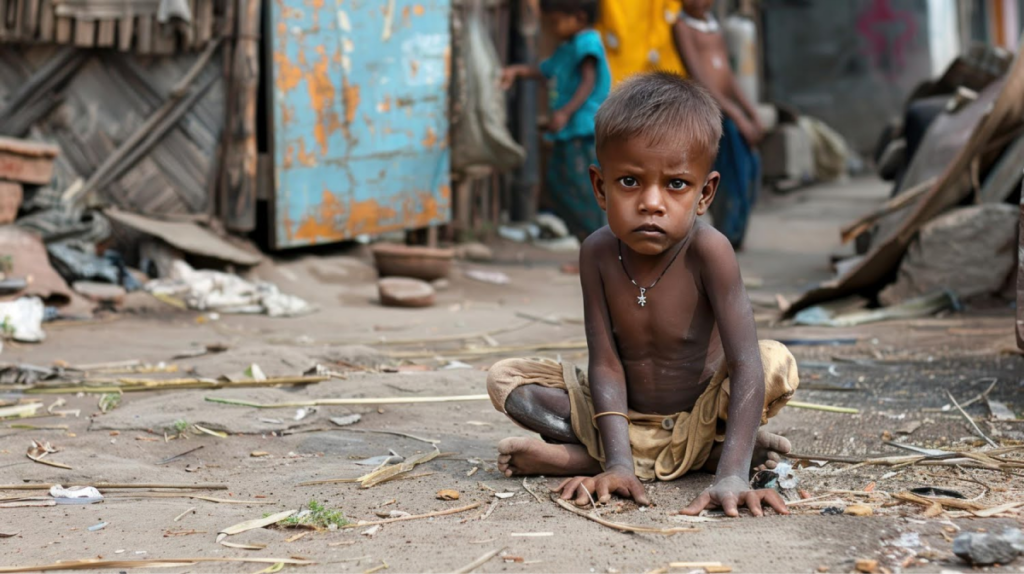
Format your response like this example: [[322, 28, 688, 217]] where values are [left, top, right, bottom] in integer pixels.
[[0, 0, 217, 54], [0, 45, 225, 218]]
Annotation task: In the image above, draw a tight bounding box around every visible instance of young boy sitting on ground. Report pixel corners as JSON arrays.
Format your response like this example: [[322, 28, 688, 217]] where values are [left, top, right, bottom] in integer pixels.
[[487, 73, 798, 517], [501, 0, 611, 239]]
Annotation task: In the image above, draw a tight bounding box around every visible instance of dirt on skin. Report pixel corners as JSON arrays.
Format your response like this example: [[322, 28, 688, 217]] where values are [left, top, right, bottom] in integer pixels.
[[1, 178, 1022, 573]]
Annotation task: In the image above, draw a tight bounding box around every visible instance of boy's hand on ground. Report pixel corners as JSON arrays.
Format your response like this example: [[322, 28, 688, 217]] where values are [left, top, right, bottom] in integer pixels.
[[552, 466, 650, 507], [678, 476, 789, 518]]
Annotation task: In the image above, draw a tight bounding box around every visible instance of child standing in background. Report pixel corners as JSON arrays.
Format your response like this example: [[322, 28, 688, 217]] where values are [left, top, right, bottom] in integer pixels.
[[502, 0, 611, 239]]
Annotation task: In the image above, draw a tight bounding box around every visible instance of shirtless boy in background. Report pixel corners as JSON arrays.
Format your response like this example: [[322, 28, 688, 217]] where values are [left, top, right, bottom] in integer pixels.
[[674, 0, 763, 248], [487, 73, 798, 517]]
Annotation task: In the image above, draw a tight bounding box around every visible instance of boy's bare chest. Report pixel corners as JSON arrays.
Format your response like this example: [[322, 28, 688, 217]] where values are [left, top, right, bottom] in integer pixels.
[[603, 266, 716, 351]]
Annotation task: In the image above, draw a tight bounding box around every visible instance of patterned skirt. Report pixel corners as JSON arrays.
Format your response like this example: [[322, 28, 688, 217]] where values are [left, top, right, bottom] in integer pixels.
[[545, 136, 606, 238]]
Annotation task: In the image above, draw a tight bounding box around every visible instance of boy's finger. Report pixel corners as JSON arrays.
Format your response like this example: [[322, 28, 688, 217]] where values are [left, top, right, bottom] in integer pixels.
[[596, 482, 611, 503], [559, 478, 582, 499], [552, 478, 572, 492], [721, 496, 740, 517], [745, 492, 763, 517], [630, 483, 651, 506], [678, 492, 711, 515], [763, 490, 790, 515]]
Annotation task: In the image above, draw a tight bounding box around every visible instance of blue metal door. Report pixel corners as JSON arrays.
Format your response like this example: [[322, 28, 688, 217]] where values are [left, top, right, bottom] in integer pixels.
[[270, 0, 451, 248]]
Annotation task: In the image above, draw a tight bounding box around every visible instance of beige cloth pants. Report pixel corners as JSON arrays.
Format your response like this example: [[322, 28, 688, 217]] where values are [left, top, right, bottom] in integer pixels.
[[486, 340, 799, 481]]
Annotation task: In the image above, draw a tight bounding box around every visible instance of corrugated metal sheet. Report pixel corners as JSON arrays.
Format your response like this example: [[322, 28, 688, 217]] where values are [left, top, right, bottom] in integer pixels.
[[271, 0, 451, 249]]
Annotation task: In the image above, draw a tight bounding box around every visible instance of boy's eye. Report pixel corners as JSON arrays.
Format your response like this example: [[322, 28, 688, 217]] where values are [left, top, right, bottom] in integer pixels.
[[668, 179, 687, 190], [618, 177, 638, 187]]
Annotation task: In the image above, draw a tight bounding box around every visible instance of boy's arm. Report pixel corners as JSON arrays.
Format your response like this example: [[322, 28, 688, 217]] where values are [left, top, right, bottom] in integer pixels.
[[728, 74, 762, 133], [672, 22, 761, 145], [549, 57, 597, 133], [555, 236, 650, 506], [500, 64, 544, 90], [680, 230, 787, 517]]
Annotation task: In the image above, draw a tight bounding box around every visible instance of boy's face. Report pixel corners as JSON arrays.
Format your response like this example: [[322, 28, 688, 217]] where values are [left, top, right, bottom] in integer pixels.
[[590, 137, 719, 256], [544, 11, 587, 40]]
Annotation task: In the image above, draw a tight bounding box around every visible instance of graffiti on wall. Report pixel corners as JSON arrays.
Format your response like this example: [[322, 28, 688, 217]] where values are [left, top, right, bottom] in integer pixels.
[[856, 0, 918, 79]]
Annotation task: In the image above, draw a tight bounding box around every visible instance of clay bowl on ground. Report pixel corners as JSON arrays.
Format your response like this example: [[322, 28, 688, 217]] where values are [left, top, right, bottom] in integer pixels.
[[371, 243, 454, 281]]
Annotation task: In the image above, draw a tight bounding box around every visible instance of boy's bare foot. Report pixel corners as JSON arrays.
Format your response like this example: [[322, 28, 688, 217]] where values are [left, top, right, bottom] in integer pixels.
[[497, 437, 603, 477], [752, 429, 791, 470]]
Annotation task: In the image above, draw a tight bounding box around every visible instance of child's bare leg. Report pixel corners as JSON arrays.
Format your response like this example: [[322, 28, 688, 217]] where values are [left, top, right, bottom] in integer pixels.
[[498, 385, 603, 477], [701, 429, 792, 473]]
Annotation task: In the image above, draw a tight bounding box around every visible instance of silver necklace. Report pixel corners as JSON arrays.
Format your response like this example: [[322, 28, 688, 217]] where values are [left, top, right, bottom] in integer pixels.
[[617, 239, 686, 307]]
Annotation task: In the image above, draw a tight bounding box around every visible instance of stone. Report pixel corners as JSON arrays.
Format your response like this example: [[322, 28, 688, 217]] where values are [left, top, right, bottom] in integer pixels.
[[880, 204, 1018, 305], [953, 528, 1024, 566], [72, 281, 127, 305], [377, 277, 435, 308], [456, 242, 494, 262]]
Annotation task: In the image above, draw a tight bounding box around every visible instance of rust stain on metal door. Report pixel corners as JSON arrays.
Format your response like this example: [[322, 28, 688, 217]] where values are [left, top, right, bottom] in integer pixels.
[[271, 0, 451, 248]]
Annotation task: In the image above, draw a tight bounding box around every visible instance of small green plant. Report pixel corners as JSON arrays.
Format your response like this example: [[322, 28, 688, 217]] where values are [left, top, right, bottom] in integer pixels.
[[171, 419, 190, 438], [98, 393, 121, 413], [278, 499, 349, 530], [0, 316, 13, 338]]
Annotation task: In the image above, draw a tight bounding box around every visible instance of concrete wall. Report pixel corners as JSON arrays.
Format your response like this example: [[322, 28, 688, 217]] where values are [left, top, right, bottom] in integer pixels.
[[762, 0, 934, 154]]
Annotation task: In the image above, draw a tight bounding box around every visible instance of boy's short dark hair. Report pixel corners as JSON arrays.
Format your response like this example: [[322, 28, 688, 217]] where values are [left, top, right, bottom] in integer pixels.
[[540, 0, 598, 23], [595, 72, 723, 165]]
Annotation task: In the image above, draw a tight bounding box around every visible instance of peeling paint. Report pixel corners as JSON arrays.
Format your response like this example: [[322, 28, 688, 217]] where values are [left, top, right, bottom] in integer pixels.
[[421, 127, 438, 148], [273, 0, 452, 248], [306, 46, 341, 154], [342, 78, 361, 126], [274, 51, 303, 93]]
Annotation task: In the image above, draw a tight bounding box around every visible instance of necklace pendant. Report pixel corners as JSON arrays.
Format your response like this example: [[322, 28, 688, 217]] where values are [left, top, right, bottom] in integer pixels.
[[637, 287, 647, 307]]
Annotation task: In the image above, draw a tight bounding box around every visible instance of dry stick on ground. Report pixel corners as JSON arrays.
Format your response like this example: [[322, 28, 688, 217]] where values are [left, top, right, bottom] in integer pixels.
[[452, 547, 506, 574], [553, 498, 697, 536], [0, 483, 227, 491], [0, 557, 315, 573], [786, 401, 859, 414], [26, 376, 327, 395], [284, 428, 440, 445], [947, 390, 998, 447], [895, 491, 985, 512], [206, 395, 490, 408], [342, 502, 482, 528], [107, 493, 274, 505], [350, 320, 536, 347], [522, 478, 547, 503], [479, 498, 499, 521], [173, 507, 196, 522]]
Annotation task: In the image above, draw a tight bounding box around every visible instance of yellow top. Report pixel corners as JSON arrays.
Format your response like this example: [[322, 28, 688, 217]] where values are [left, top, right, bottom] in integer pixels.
[[595, 0, 688, 83]]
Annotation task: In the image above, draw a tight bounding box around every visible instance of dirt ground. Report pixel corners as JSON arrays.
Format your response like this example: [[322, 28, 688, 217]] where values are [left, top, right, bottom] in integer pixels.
[[2, 177, 1023, 573]]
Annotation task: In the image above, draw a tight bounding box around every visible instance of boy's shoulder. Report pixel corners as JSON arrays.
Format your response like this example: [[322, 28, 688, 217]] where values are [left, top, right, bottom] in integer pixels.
[[580, 226, 616, 265], [686, 220, 742, 288]]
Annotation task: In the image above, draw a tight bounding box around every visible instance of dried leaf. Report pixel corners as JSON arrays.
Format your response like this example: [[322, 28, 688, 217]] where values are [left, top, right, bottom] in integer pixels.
[[358, 449, 439, 488], [494, 492, 515, 499], [253, 563, 285, 574], [251, 452, 271, 458], [192, 425, 227, 438], [219, 541, 268, 550], [0, 403, 42, 419], [217, 510, 297, 542], [0, 532, 17, 538], [437, 489, 460, 501]]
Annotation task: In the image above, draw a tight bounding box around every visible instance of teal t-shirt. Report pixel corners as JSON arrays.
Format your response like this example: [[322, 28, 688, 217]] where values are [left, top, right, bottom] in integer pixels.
[[539, 29, 611, 141]]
